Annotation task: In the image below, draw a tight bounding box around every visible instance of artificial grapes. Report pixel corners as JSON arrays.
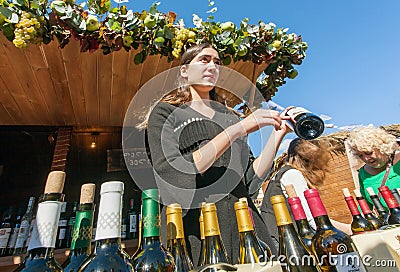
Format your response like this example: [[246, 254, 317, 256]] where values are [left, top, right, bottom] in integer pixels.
[[171, 28, 196, 58], [13, 12, 41, 48]]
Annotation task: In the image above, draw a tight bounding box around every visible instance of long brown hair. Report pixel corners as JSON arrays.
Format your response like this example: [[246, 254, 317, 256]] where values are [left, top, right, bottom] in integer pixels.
[[287, 138, 333, 187]]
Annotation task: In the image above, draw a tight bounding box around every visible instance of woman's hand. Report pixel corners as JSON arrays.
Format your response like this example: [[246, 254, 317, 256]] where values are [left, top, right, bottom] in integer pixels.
[[235, 108, 292, 136], [277, 106, 295, 135]]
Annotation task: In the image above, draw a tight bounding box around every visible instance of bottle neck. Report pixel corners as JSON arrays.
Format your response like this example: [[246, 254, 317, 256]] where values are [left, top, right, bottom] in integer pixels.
[[26, 247, 54, 259], [313, 215, 333, 229], [95, 191, 123, 240], [295, 219, 315, 236], [356, 196, 372, 214], [380, 188, 400, 209], [143, 236, 161, 246], [288, 197, 308, 221], [94, 237, 121, 251], [70, 203, 95, 251], [27, 193, 64, 252], [345, 196, 361, 216], [141, 196, 160, 238], [370, 195, 387, 212], [25, 197, 36, 215]]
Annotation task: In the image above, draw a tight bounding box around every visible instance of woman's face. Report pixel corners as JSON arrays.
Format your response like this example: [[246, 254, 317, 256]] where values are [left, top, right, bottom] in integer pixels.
[[181, 47, 221, 95], [355, 148, 389, 169]]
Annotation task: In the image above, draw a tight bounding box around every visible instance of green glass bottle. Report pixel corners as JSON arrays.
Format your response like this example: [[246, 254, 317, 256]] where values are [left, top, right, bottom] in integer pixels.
[[166, 203, 193, 272], [14, 171, 66, 272], [366, 187, 389, 224], [271, 195, 322, 272], [200, 202, 230, 271], [342, 188, 375, 234], [131, 189, 175, 272], [78, 181, 134, 272], [62, 184, 96, 272], [234, 199, 271, 264], [287, 196, 315, 251], [353, 189, 383, 229]]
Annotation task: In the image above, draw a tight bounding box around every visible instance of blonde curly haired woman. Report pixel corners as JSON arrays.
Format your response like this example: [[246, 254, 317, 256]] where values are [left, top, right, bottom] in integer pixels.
[[347, 126, 400, 208]]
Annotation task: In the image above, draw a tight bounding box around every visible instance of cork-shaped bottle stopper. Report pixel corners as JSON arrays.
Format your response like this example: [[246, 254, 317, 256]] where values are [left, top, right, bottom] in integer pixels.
[[342, 188, 351, 197], [80, 183, 96, 204], [44, 171, 66, 194], [353, 189, 362, 198], [366, 187, 377, 196], [284, 184, 297, 198]]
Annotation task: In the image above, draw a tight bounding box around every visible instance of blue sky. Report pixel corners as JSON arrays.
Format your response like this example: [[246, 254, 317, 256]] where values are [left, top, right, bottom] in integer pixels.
[[127, 0, 400, 155]]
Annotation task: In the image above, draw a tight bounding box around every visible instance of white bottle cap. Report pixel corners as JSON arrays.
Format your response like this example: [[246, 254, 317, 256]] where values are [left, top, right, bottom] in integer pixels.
[[100, 181, 124, 195]]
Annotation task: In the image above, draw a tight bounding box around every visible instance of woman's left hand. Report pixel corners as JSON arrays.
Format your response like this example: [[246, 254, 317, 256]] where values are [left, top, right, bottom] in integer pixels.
[[277, 106, 295, 135]]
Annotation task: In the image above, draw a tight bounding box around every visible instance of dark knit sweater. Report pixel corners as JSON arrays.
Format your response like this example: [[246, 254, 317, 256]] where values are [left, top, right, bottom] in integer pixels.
[[146, 101, 277, 265]]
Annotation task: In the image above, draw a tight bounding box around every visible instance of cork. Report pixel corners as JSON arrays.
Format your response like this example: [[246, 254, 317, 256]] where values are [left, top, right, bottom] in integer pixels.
[[239, 197, 248, 203], [44, 171, 66, 194], [366, 187, 377, 196], [285, 184, 297, 198], [80, 183, 96, 204], [342, 188, 351, 197], [353, 189, 362, 198]]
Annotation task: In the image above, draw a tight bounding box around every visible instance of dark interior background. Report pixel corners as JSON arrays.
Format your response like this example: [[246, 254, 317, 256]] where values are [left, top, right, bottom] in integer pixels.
[[0, 126, 141, 217]]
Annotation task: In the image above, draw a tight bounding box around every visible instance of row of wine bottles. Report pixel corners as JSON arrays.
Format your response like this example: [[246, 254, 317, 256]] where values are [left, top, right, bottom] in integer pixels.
[[342, 186, 400, 235], [0, 194, 141, 257], [9, 169, 400, 272], [11, 170, 276, 271]]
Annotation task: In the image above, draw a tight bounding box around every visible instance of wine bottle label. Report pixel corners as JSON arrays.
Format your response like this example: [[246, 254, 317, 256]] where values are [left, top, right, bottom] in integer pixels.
[[70, 210, 93, 250], [121, 224, 127, 238], [287, 107, 310, 119], [58, 219, 68, 227], [129, 214, 138, 232], [27, 201, 62, 251], [0, 228, 12, 248], [58, 228, 67, 239], [7, 227, 19, 249], [334, 252, 367, 272], [15, 220, 29, 248], [95, 191, 122, 240]]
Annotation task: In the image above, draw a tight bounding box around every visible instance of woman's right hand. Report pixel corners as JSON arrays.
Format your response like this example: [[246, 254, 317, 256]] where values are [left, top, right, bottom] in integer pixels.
[[236, 109, 290, 135]]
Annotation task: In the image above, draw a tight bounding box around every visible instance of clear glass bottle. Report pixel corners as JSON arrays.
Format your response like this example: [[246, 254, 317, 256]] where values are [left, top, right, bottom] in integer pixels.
[[14, 171, 66, 272], [131, 189, 175, 272], [62, 184, 96, 272], [78, 181, 133, 272], [166, 203, 193, 272], [271, 195, 321, 272], [13, 197, 36, 255]]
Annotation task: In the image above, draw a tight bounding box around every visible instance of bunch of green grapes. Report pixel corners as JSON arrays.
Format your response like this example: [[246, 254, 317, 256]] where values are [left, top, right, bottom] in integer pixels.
[[13, 12, 41, 48], [171, 28, 196, 58]]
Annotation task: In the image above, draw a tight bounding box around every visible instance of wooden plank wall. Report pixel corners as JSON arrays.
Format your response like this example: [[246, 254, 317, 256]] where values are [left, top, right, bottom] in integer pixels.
[[0, 34, 263, 127]]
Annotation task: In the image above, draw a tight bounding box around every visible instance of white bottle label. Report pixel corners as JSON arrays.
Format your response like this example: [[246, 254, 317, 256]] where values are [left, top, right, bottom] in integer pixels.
[[27, 201, 62, 251], [286, 107, 310, 119], [129, 214, 137, 232], [95, 191, 122, 240], [58, 219, 68, 227], [58, 228, 67, 239], [0, 228, 12, 248], [15, 220, 30, 248], [334, 252, 367, 272]]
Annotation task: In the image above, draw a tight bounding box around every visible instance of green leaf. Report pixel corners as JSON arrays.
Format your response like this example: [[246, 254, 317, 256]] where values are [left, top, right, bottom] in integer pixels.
[[12, 0, 25, 7], [31, 0, 39, 9], [0, 7, 12, 18], [163, 25, 174, 39], [2, 23, 14, 40], [134, 51, 145, 64]]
